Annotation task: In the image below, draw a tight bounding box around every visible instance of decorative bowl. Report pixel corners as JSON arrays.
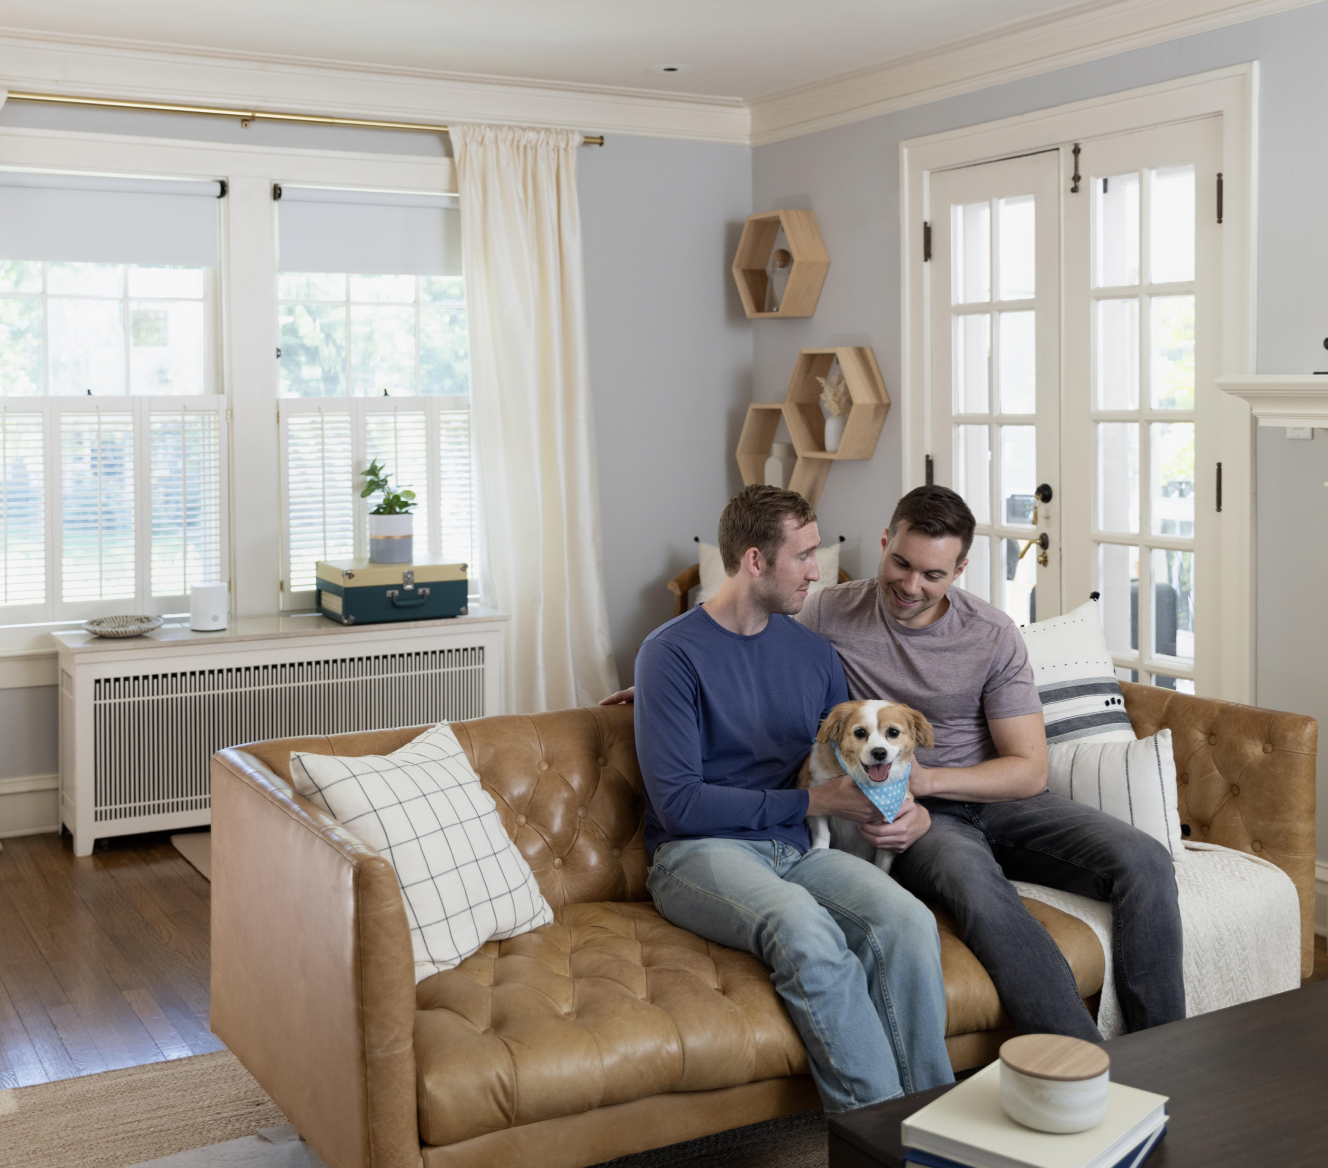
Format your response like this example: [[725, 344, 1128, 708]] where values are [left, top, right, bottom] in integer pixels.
[[83, 615, 164, 639]]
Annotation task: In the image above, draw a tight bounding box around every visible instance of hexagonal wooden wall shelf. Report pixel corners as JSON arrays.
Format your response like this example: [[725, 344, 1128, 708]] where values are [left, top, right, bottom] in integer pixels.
[[731, 209, 830, 319], [734, 347, 890, 508]]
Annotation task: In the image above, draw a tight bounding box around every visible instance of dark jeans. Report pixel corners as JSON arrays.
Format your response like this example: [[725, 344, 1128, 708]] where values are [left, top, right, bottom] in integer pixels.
[[890, 791, 1185, 1040]]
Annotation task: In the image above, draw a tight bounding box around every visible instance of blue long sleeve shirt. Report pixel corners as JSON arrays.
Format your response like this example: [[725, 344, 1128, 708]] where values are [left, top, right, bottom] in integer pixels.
[[634, 605, 848, 857]]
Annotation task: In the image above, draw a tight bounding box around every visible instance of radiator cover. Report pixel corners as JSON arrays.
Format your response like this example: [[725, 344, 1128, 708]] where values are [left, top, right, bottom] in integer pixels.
[[56, 614, 507, 856]]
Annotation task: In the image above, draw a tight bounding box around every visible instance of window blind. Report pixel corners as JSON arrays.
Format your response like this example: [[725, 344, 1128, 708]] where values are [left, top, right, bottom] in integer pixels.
[[438, 410, 475, 569], [150, 411, 222, 596], [61, 411, 136, 603], [0, 172, 221, 267], [287, 411, 355, 592], [278, 187, 461, 277], [0, 411, 44, 606], [365, 409, 429, 555]]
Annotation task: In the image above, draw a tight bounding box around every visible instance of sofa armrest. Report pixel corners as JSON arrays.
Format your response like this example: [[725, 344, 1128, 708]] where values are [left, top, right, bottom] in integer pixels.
[[1121, 682, 1318, 978], [210, 747, 423, 1168]]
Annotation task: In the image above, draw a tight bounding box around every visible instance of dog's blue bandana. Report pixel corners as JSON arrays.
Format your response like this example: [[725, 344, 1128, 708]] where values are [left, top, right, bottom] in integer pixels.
[[831, 742, 911, 824]]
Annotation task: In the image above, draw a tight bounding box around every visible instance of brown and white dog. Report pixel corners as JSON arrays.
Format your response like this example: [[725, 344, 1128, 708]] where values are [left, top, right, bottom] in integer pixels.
[[798, 700, 934, 873]]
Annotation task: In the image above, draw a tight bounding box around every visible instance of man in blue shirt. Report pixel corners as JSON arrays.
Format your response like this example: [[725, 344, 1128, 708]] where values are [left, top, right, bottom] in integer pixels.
[[634, 485, 953, 1114]]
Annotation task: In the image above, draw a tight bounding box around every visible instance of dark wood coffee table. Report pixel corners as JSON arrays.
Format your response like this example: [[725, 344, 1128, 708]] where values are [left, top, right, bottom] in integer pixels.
[[829, 981, 1328, 1168]]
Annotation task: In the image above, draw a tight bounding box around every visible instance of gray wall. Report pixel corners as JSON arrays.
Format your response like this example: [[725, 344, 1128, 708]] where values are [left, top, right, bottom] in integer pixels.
[[579, 135, 752, 684], [753, 0, 1328, 862]]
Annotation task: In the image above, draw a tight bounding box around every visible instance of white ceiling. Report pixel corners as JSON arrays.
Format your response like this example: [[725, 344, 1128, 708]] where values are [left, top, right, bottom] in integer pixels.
[[0, 0, 1094, 100]]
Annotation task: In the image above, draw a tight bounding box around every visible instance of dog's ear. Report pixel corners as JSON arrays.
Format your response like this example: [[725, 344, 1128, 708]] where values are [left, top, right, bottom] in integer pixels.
[[817, 703, 853, 745], [907, 707, 935, 749]]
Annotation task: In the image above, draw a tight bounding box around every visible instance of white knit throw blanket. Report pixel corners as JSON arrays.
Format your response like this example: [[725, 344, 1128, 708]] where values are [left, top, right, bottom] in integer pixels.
[[1015, 841, 1301, 1039]]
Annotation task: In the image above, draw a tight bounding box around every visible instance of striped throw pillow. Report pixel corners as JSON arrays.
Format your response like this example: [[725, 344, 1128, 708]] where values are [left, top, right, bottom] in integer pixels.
[[1047, 730, 1186, 860], [1020, 599, 1136, 745]]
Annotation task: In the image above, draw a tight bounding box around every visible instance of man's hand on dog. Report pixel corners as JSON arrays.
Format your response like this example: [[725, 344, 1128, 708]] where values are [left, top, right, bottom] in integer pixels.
[[858, 797, 930, 853], [804, 775, 882, 823]]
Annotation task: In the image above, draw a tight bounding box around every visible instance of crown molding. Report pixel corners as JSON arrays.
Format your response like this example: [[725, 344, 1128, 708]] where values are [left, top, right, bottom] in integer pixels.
[[1216, 374, 1328, 428], [749, 0, 1313, 146], [0, 28, 751, 145]]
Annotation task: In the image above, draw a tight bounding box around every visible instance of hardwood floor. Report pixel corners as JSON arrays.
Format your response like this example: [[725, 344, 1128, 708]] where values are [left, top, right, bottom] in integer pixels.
[[1, 828, 1326, 1089], [0, 830, 222, 1088]]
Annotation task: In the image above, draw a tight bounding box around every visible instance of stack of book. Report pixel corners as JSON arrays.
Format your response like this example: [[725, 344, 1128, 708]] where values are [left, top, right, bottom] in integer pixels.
[[902, 1062, 1167, 1168]]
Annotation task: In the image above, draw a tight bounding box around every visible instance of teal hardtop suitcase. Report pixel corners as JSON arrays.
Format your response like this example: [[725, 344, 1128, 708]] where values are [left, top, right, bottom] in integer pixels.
[[316, 557, 468, 626]]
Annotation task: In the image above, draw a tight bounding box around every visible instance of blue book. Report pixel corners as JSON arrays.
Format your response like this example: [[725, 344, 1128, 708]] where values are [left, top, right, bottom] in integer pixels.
[[905, 1117, 1166, 1168]]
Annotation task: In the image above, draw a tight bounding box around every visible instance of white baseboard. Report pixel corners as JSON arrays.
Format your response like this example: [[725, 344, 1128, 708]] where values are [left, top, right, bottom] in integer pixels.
[[0, 772, 59, 838], [1316, 860, 1328, 938]]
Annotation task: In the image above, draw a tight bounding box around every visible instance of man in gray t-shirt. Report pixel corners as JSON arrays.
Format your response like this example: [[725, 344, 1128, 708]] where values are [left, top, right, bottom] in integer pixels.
[[795, 486, 1184, 1041]]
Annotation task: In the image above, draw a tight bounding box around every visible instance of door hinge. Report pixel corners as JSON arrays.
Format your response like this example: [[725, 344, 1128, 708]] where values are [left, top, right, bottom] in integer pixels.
[[923, 221, 932, 262], [1070, 143, 1081, 193], [279, 579, 285, 592], [1216, 173, 1224, 224], [925, 454, 935, 485], [1216, 461, 1223, 512]]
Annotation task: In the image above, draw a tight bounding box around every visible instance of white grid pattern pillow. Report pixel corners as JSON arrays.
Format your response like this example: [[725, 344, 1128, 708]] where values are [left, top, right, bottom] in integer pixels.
[[290, 723, 553, 982], [1046, 729, 1186, 861]]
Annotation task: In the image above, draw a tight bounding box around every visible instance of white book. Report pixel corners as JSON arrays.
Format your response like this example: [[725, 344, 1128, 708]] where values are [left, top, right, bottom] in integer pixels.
[[901, 1062, 1169, 1168]]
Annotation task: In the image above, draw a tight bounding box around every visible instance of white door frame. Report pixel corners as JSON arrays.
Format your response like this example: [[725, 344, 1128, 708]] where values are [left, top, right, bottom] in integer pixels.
[[900, 63, 1257, 702]]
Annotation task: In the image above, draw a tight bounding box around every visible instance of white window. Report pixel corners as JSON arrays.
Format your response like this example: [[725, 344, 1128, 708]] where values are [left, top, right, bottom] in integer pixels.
[[275, 187, 474, 608], [0, 171, 225, 624]]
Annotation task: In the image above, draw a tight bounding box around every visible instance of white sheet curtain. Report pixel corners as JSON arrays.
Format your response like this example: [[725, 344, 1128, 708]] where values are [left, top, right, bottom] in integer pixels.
[[451, 125, 619, 713]]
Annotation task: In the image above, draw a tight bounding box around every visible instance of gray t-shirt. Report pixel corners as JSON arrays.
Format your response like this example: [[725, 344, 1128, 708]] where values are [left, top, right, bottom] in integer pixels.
[[796, 579, 1042, 769]]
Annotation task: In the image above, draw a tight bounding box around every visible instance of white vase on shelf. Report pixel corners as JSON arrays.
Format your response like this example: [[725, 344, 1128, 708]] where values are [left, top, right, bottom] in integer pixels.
[[764, 442, 797, 490], [824, 414, 847, 453]]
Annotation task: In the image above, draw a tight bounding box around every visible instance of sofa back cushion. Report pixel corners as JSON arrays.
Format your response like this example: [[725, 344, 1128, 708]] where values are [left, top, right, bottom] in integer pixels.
[[451, 704, 650, 910]]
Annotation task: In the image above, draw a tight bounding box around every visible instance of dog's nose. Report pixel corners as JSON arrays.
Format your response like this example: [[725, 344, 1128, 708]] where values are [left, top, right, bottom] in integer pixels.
[[871, 747, 888, 762]]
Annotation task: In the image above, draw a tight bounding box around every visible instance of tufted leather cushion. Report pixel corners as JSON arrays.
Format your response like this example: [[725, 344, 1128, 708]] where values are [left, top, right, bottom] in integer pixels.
[[1121, 682, 1318, 977], [413, 901, 807, 1147]]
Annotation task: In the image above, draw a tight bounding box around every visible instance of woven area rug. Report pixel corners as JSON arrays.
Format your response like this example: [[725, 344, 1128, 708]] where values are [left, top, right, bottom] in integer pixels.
[[0, 1047, 827, 1168], [0, 1051, 286, 1168]]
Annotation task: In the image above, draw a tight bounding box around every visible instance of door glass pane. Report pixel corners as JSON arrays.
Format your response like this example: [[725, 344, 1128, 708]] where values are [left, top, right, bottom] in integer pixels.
[[961, 534, 991, 603], [997, 196, 1035, 301], [1149, 165, 1195, 284], [1151, 674, 1196, 694], [279, 304, 346, 397], [1093, 298, 1139, 410], [1150, 295, 1195, 409], [1151, 422, 1195, 537], [1116, 666, 1139, 683], [1096, 543, 1139, 655], [954, 425, 991, 524], [952, 201, 991, 305], [48, 262, 123, 298], [1096, 423, 1139, 532], [1151, 548, 1194, 663], [953, 314, 990, 413], [1001, 537, 1037, 625], [0, 298, 43, 394], [997, 311, 1036, 414], [1000, 426, 1036, 526], [1094, 172, 1139, 287], [129, 300, 204, 395]]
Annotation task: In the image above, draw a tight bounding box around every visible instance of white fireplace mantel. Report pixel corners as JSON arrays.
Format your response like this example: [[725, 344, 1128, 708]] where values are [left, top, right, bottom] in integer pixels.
[[1216, 374, 1328, 428]]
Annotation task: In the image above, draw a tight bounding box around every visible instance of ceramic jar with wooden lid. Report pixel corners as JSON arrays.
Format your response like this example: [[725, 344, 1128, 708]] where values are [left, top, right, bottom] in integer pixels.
[[999, 1034, 1110, 1134]]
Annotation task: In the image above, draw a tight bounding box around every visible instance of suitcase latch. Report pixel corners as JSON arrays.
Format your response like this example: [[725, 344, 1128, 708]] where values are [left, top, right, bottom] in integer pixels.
[[402, 569, 415, 591]]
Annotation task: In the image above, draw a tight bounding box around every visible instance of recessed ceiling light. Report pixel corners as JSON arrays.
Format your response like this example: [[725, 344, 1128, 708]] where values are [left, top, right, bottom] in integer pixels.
[[648, 63, 694, 75]]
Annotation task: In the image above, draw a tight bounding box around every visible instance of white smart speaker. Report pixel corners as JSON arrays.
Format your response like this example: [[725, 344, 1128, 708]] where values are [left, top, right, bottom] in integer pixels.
[[190, 581, 229, 631]]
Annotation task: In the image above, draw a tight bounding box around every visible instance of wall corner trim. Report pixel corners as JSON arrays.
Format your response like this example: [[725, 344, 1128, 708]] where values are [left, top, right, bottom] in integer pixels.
[[0, 649, 58, 690]]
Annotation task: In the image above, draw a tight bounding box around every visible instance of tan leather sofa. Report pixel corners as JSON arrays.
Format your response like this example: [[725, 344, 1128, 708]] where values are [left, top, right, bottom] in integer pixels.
[[210, 682, 1316, 1168]]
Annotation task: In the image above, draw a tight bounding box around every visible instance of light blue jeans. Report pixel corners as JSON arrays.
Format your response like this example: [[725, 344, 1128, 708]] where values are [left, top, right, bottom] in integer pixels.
[[647, 838, 953, 1113]]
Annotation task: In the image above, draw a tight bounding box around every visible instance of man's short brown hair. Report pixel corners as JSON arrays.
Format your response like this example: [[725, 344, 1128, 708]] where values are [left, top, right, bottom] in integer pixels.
[[888, 485, 976, 561], [718, 484, 817, 574]]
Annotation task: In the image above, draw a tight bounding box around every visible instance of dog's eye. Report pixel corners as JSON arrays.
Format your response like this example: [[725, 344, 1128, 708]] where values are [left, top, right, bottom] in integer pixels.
[[853, 727, 868, 739], [886, 727, 900, 738]]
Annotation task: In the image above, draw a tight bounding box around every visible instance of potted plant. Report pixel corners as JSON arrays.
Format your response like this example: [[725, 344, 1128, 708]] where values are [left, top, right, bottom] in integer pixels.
[[361, 459, 417, 564]]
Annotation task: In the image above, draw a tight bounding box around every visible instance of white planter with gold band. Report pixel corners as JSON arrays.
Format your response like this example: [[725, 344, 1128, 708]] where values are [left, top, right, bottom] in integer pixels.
[[369, 513, 414, 563]]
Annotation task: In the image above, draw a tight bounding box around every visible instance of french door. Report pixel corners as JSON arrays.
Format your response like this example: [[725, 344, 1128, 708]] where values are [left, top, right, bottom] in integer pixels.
[[929, 152, 1060, 623], [925, 116, 1225, 695]]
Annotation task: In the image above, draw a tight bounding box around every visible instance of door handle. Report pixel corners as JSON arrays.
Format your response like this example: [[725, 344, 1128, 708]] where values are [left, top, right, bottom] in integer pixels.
[[1017, 532, 1050, 562]]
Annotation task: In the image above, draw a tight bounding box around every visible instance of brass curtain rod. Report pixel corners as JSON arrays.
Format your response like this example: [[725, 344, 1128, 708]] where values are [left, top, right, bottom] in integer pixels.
[[4, 90, 605, 145]]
